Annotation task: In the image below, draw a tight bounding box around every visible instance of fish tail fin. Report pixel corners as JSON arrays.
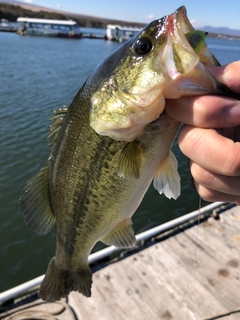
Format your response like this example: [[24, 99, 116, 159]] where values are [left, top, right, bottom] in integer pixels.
[[39, 257, 92, 301]]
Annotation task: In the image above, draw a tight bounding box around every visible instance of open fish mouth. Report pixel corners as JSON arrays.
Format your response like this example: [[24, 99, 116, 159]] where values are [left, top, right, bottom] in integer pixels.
[[166, 6, 192, 39], [167, 6, 220, 68], [166, 6, 204, 49], [175, 5, 193, 35], [161, 6, 206, 80]]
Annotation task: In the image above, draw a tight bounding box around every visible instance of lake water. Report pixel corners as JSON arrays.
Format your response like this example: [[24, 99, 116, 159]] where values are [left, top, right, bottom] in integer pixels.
[[0, 29, 239, 292]]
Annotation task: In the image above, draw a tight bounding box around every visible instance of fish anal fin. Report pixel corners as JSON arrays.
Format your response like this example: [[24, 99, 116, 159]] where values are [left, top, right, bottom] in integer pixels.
[[48, 106, 68, 152], [101, 218, 136, 248], [20, 164, 55, 235], [117, 141, 142, 179], [39, 257, 92, 301], [153, 151, 181, 200]]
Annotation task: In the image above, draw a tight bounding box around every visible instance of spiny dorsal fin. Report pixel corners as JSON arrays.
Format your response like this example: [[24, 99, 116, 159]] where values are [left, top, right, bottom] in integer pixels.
[[101, 218, 136, 248], [20, 164, 55, 235], [48, 106, 68, 152], [117, 140, 142, 179]]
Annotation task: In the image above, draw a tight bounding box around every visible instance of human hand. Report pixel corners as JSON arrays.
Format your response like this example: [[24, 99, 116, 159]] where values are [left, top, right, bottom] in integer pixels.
[[165, 61, 240, 204]]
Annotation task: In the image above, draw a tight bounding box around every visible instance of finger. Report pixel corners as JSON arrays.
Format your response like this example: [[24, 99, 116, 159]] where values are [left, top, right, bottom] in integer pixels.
[[179, 126, 240, 176], [190, 162, 240, 196], [208, 61, 240, 93], [165, 95, 240, 128], [165, 61, 240, 127], [194, 183, 240, 205]]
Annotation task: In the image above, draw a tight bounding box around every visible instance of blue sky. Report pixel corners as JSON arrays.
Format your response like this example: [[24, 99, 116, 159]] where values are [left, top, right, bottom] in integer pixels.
[[26, 0, 240, 30]]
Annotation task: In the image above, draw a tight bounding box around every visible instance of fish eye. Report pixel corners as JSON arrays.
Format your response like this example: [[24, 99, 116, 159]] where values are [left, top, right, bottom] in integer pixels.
[[133, 37, 153, 55]]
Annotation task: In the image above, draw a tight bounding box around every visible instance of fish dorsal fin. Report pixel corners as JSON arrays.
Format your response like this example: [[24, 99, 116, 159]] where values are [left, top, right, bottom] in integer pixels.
[[153, 151, 181, 200], [117, 141, 142, 179], [48, 106, 68, 152], [101, 218, 136, 248], [20, 165, 55, 235]]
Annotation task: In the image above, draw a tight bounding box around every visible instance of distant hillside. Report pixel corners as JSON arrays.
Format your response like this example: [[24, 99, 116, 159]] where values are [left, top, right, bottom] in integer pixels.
[[200, 25, 240, 37], [0, 1, 145, 28], [1, 0, 240, 38], [0, 2, 68, 22]]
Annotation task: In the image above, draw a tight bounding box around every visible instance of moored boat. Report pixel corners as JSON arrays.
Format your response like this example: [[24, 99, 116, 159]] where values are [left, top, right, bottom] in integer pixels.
[[0, 19, 17, 32], [17, 18, 83, 38]]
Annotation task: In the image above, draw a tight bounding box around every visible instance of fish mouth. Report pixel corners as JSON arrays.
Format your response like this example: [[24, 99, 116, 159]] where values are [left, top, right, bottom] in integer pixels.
[[166, 6, 193, 39], [160, 6, 229, 98], [164, 6, 220, 71], [161, 6, 199, 80], [175, 6, 194, 35]]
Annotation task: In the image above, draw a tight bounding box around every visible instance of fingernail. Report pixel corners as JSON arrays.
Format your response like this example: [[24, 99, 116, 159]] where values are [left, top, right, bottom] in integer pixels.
[[227, 102, 240, 125]]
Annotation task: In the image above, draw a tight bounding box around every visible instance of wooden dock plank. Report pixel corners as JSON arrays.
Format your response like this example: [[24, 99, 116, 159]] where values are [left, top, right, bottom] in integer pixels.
[[68, 205, 240, 320], [1, 204, 240, 320]]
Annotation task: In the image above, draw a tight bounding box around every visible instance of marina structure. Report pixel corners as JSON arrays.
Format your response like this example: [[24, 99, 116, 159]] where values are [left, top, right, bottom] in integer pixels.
[[105, 24, 142, 42], [2, 19, 142, 41]]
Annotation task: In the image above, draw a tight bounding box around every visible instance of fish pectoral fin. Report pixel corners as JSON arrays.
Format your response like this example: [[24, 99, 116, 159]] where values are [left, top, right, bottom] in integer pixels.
[[101, 218, 137, 248], [153, 151, 181, 200], [19, 164, 55, 235], [117, 141, 142, 179]]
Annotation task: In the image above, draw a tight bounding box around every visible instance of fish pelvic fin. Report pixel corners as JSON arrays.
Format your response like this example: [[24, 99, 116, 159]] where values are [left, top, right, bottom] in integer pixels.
[[153, 151, 181, 200], [20, 165, 55, 235], [39, 257, 92, 301], [117, 141, 142, 179], [101, 218, 137, 248]]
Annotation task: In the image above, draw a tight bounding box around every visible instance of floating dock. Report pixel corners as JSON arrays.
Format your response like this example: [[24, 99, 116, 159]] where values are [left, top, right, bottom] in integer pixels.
[[1, 202, 240, 320]]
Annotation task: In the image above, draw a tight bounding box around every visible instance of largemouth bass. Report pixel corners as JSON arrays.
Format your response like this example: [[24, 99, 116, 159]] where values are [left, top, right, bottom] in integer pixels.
[[20, 6, 229, 302]]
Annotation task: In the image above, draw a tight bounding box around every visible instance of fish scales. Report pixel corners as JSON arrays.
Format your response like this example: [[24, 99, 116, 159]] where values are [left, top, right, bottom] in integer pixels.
[[19, 6, 232, 301], [50, 82, 179, 264], [50, 90, 126, 255]]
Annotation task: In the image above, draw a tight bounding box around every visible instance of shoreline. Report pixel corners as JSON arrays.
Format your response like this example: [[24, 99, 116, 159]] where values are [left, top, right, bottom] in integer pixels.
[[207, 32, 240, 40]]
